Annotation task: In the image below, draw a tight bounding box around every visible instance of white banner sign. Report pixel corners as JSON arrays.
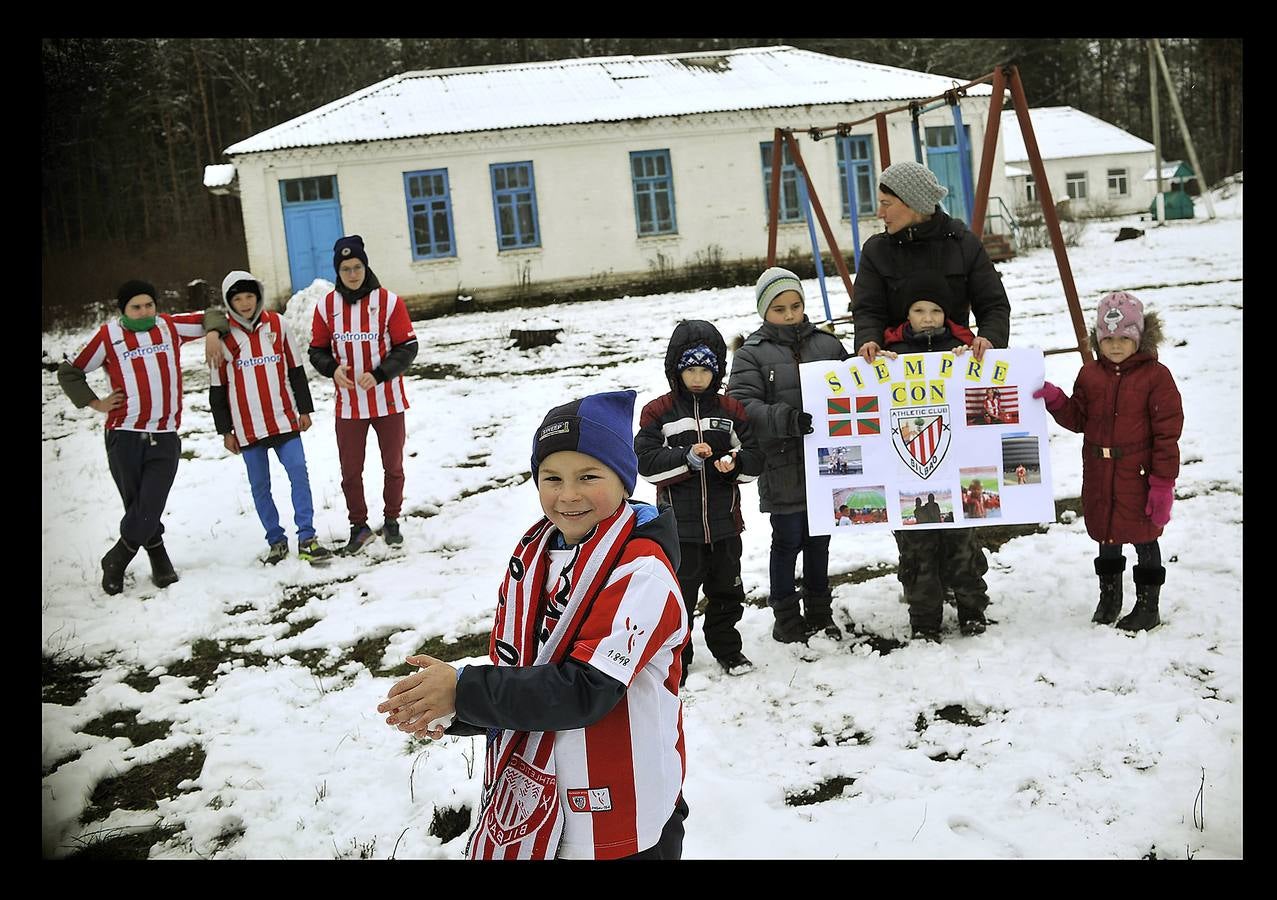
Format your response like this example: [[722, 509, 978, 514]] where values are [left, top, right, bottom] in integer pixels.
[[800, 349, 1055, 535]]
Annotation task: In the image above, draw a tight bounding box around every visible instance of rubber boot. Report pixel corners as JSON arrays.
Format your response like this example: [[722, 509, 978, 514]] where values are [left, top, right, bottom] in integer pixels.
[[802, 591, 842, 640], [145, 540, 180, 588], [1093, 556, 1125, 625], [771, 594, 809, 644], [101, 538, 139, 595], [1117, 564, 1163, 632]]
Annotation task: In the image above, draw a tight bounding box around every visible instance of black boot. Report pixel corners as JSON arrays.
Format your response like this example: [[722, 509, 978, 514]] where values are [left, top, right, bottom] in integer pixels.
[[958, 608, 988, 636], [101, 538, 139, 595], [1093, 556, 1126, 625], [1118, 565, 1164, 632], [802, 592, 842, 640], [144, 540, 180, 588], [771, 594, 809, 644]]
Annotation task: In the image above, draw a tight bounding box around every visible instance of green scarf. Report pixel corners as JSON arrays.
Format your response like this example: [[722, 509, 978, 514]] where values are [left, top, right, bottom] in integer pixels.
[[120, 315, 157, 332]]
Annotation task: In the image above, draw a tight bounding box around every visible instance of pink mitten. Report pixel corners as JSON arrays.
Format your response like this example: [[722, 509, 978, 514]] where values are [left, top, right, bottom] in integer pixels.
[[1145, 475, 1175, 527], [1032, 381, 1067, 412]]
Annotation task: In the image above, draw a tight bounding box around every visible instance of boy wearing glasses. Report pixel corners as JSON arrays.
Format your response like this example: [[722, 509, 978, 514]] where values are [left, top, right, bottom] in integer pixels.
[[310, 235, 419, 554]]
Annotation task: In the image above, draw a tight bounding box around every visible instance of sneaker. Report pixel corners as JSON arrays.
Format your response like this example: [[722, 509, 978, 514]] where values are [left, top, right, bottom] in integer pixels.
[[717, 652, 754, 676], [298, 538, 334, 564], [263, 540, 289, 565], [382, 519, 403, 546], [341, 524, 376, 556]]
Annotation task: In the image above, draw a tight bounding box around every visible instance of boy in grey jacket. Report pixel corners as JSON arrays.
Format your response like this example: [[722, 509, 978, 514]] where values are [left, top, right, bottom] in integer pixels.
[[727, 268, 849, 643]]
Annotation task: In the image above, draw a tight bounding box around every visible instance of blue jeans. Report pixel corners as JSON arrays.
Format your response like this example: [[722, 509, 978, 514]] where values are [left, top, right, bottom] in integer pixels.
[[768, 511, 831, 608], [242, 435, 315, 546]]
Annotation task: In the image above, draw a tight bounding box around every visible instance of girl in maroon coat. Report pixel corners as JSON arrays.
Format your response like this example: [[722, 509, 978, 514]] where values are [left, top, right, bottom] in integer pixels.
[[1035, 292, 1183, 631]]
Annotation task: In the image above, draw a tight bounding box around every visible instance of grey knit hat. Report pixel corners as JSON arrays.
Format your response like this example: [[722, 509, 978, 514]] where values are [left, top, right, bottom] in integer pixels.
[[755, 266, 805, 319], [879, 161, 948, 215]]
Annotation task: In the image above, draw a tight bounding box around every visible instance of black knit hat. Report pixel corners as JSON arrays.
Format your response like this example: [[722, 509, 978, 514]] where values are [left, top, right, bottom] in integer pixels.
[[891, 271, 956, 326], [116, 279, 157, 311], [225, 279, 259, 303], [333, 235, 368, 273]]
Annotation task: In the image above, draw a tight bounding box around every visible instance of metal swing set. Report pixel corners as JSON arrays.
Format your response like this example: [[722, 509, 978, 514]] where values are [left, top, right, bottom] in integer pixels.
[[763, 64, 1094, 364]]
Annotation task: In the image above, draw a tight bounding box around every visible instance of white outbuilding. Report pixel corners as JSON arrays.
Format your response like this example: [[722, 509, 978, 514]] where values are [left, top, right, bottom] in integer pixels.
[[207, 46, 1013, 313], [1000, 106, 1158, 218]]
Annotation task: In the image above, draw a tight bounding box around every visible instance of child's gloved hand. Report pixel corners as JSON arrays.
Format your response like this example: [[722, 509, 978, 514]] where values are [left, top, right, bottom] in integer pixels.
[[1033, 381, 1067, 412], [1145, 475, 1175, 527], [794, 411, 814, 435]]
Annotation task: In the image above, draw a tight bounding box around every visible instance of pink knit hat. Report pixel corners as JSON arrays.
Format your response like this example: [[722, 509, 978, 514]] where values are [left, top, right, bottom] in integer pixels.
[[1095, 291, 1144, 342]]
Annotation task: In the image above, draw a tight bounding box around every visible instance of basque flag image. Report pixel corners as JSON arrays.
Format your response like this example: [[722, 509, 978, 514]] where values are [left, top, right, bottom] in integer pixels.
[[855, 395, 880, 434], [827, 396, 853, 436]]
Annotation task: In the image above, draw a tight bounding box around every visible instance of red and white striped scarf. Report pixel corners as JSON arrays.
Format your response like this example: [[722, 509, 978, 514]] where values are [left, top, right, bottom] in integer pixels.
[[466, 502, 638, 860]]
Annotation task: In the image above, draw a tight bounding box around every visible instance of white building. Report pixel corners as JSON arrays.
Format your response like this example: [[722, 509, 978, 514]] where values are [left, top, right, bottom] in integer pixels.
[[1000, 106, 1158, 218], [207, 46, 1010, 312]]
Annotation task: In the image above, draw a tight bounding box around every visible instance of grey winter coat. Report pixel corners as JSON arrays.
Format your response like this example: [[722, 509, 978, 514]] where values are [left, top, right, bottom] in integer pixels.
[[726, 318, 849, 514]]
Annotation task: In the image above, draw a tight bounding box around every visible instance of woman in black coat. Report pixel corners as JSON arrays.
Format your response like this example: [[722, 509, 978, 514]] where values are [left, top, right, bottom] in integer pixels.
[[851, 161, 1010, 363]]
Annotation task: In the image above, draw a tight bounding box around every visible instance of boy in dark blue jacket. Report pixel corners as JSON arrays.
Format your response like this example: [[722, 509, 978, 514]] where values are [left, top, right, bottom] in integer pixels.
[[636, 320, 764, 681]]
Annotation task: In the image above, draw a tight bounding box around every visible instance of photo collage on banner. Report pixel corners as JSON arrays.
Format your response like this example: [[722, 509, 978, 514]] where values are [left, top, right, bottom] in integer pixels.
[[801, 349, 1056, 535]]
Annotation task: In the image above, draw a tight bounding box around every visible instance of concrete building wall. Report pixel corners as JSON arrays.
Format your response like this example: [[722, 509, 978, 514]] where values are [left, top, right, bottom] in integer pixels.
[[1006, 150, 1158, 218]]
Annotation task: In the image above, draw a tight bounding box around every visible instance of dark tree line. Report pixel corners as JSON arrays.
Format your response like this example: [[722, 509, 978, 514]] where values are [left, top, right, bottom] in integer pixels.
[[41, 37, 1241, 328]]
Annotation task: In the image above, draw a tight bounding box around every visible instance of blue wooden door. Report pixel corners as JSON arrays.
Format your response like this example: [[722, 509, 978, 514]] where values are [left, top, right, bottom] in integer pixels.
[[924, 126, 971, 222], [280, 177, 343, 294]]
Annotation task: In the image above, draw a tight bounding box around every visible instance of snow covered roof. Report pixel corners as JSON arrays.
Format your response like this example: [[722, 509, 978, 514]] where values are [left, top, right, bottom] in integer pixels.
[[224, 46, 991, 156], [1143, 160, 1194, 181], [203, 164, 238, 194], [1000, 107, 1154, 163]]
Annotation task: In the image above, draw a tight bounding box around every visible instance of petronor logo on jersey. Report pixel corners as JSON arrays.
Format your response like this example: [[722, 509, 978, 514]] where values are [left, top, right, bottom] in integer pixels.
[[236, 354, 283, 368], [122, 343, 172, 361], [333, 331, 381, 342]]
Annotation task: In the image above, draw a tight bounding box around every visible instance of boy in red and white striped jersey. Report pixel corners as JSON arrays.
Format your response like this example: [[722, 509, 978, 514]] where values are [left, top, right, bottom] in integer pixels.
[[377, 391, 690, 860], [57, 280, 206, 594], [209, 271, 332, 565], [309, 236, 418, 554]]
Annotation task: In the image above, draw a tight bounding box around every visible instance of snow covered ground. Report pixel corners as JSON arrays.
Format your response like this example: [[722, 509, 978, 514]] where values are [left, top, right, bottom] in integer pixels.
[[41, 183, 1243, 859]]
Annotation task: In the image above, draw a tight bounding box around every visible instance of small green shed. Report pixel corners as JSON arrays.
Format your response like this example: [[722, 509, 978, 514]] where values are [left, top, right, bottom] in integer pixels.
[[1144, 160, 1196, 220]]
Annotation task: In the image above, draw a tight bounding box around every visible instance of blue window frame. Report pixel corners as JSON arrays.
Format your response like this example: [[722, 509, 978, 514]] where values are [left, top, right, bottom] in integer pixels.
[[630, 150, 678, 236], [403, 169, 456, 259], [837, 136, 876, 218], [759, 142, 804, 223], [490, 161, 540, 249], [280, 175, 337, 205]]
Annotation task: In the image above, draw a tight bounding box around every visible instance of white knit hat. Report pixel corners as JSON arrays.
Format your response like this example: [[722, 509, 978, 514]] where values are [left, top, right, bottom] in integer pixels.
[[755, 267, 805, 319], [879, 161, 948, 215]]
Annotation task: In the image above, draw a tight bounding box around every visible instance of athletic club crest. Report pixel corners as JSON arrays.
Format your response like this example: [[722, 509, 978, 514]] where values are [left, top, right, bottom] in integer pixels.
[[481, 755, 556, 845], [890, 404, 952, 479]]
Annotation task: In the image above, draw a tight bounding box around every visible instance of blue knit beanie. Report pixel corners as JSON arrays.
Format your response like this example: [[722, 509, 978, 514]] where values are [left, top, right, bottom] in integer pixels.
[[531, 390, 638, 495], [677, 344, 719, 375]]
